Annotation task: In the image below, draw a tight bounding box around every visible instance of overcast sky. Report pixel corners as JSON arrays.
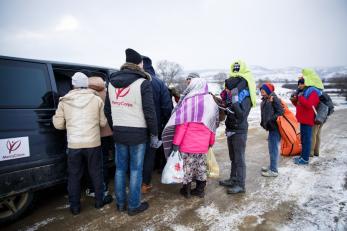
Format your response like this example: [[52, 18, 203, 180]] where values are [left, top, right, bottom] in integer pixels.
[[0, 0, 346, 70]]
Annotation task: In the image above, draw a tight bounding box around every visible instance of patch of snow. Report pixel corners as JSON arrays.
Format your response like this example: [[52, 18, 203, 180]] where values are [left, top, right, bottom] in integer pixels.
[[55, 204, 69, 210], [195, 131, 347, 230], [170, 224, 195, 231], [21, 217, 63, 231]]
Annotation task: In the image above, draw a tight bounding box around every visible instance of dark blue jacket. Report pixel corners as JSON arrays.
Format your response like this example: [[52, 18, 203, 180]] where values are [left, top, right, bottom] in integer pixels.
[[142, 56, 173, 134]]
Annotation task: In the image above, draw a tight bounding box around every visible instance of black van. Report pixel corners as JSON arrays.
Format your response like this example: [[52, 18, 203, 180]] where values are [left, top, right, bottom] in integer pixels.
[[0, 56, 115, 224]]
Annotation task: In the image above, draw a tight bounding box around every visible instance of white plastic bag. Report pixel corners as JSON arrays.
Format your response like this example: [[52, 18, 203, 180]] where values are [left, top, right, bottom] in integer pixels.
[[161, 150, 184, 184]]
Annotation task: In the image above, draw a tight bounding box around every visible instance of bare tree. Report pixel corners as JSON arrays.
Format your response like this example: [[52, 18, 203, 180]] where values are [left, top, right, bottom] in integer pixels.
[[328, 74, 347, 100], [156, 60, 183, 86], [172, 76, 186, 94]]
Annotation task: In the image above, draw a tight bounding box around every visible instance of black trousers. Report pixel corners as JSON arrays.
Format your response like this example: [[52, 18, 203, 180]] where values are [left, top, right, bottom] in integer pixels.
[[67, 146, 103, 208], [87, 136, 114, 192], [227, 133, 247, 188], [142, 143, 156, 185], [100, 136, 114, 187], [154, 145, 166, 171]]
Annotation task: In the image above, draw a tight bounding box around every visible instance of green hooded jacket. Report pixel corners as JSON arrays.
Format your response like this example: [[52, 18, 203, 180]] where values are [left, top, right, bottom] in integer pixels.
[[229, 60, 257, 107], [302, 68, 324, 90]]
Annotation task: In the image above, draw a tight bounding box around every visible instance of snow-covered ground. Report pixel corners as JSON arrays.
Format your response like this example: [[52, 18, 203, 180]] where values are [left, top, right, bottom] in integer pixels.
[[5, 83, 347, 231]]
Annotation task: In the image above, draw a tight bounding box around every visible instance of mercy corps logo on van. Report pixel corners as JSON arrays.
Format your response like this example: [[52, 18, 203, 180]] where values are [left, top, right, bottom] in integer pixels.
[[111, 87, 133, 107], [0, 137, 30, 161]]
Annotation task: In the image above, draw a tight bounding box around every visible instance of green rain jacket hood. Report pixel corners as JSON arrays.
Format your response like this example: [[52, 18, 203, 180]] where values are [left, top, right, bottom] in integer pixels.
[[229, 60, 257, 107], [302, 68, 324, 90]]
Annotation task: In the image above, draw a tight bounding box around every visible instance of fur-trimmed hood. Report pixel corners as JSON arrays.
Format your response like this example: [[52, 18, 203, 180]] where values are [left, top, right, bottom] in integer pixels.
[[121, 62, 151, 80], [110, 62, 151, 88]]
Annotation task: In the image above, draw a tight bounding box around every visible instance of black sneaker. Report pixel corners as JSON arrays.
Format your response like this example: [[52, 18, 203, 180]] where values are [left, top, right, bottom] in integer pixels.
[[128, 202, 149, 216], [219, 178, 236, 187], [227, 185, 246, 194], [70, 207, 80, 215], [95, 195, 113, 209], [116, 204, 126, 212]]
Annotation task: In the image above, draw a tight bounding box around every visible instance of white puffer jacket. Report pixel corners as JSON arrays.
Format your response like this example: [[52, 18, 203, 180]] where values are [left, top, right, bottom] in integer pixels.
[[53, 89, 107, 149]]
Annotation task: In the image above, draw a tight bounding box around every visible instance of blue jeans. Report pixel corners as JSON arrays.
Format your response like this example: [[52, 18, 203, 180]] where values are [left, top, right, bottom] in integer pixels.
[[268, 128, 281, 172], [114, 143, 146, 209], [300, 124, 313, 161]]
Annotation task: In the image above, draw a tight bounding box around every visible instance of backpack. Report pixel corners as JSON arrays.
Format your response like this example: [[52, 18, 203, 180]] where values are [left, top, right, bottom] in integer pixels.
[[314, 102, 329, 124], [320, 91, 334, 116], [314, 91, 334, 124]]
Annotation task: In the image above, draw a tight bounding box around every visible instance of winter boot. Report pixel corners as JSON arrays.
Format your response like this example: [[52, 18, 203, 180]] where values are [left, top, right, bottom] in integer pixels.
[[219, 177, 237, 187], [128, 202, 149, 216], [191, 180, 206, 198], [95, 194, 113, 209], [179, 183, 191, 198]]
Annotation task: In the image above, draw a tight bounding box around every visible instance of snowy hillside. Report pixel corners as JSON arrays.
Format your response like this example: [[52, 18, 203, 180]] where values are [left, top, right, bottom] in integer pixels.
[[185, 66, 347, 82]]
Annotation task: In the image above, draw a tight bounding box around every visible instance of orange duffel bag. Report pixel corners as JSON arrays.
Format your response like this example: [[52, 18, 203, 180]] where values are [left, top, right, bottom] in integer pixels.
[[281, 133, 301, 156], [276, 100, 302, 156]]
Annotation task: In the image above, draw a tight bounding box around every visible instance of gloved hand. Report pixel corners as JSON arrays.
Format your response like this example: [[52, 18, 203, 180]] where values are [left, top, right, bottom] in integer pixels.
[[290, 91, 298, 103], [290, 91, 297, 99], [172, 144, 179, 152], [150, 135, 162, 149], [231, 88, 239, 104]]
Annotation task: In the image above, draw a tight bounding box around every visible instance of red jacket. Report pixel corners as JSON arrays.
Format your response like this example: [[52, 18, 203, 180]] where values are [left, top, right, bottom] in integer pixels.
[[173, 122, 215, 154], [292, 89, 320, 126]]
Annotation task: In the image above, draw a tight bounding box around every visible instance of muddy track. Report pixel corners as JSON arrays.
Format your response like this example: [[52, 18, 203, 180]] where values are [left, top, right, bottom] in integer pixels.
[[3, 109, 347, 231]]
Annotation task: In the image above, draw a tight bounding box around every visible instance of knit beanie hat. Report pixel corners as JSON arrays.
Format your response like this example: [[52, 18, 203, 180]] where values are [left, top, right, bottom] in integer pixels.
[[260, 83, 275, 95], [72, 72, 88, 88], [186, 72, 200, 80], [298, 78, 305, 85], [125, 48, 142, 64]]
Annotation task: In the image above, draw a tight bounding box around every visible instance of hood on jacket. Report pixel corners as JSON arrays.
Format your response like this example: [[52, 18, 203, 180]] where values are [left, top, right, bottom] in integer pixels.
[[110, 62, 151, 88], [60, 89, 98, 108], [229, 60, 257, 107], [302, 68, 324, 90], [142, 56, 156, 77], [88, 76, 105, 92]]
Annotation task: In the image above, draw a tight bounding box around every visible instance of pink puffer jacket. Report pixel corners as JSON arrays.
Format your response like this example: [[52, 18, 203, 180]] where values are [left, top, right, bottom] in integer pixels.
[[173, 122, 215, 154]]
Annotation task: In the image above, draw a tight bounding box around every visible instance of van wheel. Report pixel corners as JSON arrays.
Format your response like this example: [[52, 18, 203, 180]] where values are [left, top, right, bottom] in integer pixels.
[[0, 192, 34, 225]]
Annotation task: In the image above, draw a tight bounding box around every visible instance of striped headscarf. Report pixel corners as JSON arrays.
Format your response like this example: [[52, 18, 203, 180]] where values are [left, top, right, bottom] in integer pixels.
[[162, 78, 219, 157]]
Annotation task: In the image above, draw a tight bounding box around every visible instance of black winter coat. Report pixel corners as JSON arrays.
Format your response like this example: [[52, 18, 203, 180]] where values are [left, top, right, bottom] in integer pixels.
[[225, 78, 252, 133], [260, 93, 284, 131]]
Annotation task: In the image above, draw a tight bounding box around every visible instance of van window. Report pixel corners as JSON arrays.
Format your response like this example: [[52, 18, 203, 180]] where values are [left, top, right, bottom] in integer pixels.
[[53, 68, 107, 97], [0, 59, 53, 109]]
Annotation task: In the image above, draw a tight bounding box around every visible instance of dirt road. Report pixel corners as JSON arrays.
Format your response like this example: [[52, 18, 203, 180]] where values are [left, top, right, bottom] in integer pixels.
[[4, 109, 347, 231]]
